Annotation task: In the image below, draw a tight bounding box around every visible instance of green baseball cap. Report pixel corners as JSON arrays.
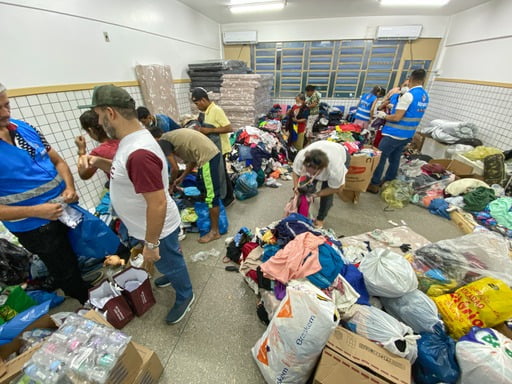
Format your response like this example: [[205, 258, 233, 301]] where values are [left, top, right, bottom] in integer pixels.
[[78, 85, 135, 109]]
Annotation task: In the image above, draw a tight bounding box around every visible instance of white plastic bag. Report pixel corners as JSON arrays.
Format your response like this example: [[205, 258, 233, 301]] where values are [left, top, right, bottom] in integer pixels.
[[456, 327, 512, 384], [359, 248, 418, 298], [343, 304, 420, 362], [252, 280, 338, 384], [381, 289, 443, 333], [330, 274, 360, 314]]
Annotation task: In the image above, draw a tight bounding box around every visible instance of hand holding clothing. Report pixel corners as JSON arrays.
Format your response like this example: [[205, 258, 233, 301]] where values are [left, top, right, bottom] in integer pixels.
[[375, 111, 387, 119], [61, 188, 78, 204], [35, 202, 64, 220]]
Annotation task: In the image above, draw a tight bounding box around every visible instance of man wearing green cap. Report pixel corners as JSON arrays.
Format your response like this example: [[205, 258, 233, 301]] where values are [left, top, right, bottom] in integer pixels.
[[78, 85, 194, 324]]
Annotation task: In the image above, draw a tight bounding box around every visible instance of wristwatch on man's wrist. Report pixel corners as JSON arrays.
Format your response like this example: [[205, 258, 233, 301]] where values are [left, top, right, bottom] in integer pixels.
[[144, 240, 160, 249]]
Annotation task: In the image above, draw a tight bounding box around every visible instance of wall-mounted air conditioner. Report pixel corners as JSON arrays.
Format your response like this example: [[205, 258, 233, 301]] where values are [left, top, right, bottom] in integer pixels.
[[223, 31, 258, 45], [376, 25, 423, 40]]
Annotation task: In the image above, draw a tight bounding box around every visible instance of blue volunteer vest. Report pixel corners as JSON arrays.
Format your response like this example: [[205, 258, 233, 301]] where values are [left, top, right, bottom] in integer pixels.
[[0, 120, 65, 232], [388, 93, 400, 115], [382, 87, 429, 139], [355, 93, 377, 122]]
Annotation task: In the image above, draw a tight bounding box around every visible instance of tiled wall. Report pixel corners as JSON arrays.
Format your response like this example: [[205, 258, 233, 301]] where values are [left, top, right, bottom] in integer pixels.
[[420, 80, 512, 150], [8, 84, 191, 211]]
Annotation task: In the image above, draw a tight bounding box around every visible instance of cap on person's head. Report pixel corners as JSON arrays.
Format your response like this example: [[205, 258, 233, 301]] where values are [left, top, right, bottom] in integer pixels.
[[0, 83, 6, 94], [191, 87, 209, 102], [78, 85, 135, 109]]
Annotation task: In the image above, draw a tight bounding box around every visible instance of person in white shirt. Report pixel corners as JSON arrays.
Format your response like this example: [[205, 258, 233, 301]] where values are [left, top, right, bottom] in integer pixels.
[[78, 85, 194, 324], [292, 141, 349, 228]]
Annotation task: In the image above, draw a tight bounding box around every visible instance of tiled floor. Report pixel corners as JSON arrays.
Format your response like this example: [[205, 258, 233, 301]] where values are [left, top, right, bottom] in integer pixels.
[[57, 181, 463, 383]]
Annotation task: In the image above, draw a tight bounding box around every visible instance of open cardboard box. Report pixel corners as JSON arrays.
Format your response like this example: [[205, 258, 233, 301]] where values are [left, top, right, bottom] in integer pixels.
[[314, 326, 411, 384], [345, 147, 381, 193], [0, 314, 57, 384], [429, 158, 475, 178], [84, 311, 163, 384]]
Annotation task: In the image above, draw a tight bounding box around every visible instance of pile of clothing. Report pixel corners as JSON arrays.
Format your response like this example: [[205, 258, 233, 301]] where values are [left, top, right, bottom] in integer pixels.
[[227, 125, 292, 191], [397, 158, 456, 208], [231, 219, 512, 384], [421, 119, 478, 144]]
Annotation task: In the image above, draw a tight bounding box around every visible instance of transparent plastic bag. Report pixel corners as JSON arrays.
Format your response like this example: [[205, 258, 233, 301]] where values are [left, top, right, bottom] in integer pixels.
[[359, 248, 418, 298], [412, 231, 512, 296], [343, 304, 420, 362], [381, 289, 443, 334], [190, 249, 220, 262], [381, 180, 413, 209]]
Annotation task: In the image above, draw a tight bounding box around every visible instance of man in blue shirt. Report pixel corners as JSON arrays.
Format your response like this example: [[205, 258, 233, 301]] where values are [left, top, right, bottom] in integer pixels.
[[367, 69, 429, 194], [0, 83, 89, 303], [137, 106, 180, 135]]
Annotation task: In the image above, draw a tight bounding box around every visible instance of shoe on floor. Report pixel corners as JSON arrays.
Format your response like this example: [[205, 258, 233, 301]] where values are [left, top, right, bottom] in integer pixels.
[[166, 293, 195, 324], [154, 276, 171, 288], [366, 184, 380, 194], [82, 270, 104, 285]]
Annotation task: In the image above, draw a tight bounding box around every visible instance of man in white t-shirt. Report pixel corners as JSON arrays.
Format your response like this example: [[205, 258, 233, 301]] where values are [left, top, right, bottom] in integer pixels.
[[78, 85, 194, 324], [292, 141, 349, 228]]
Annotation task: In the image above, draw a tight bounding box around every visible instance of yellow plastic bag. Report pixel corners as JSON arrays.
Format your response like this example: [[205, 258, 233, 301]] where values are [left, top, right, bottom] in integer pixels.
[[433, 277, 512, 339], [463, 146, 502, 161]]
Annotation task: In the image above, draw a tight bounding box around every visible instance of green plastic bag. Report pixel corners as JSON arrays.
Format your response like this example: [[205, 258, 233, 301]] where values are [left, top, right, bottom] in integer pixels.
[[2, 286, 37, 313]]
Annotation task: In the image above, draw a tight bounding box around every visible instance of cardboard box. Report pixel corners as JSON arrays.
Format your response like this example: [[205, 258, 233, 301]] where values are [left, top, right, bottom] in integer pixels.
[[85, 311, 163, 384], [0, 315, 57, 384], [493, 322, 512, 339], [133, 342, 164, 384], [345, 149, 381, 192], [314, 327, 411, 384], [429, 159, 474, 178], [339, 189, 360, 204], [452, 153, 484, 176]]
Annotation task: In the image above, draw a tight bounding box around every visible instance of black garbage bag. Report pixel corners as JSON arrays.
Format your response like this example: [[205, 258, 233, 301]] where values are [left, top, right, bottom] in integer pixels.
[[0, 239, 31, 285]]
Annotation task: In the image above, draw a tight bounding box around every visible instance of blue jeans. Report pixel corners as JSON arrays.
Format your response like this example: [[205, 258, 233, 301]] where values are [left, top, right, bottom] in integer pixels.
[[371, 136, 411, 185], [155, 227, 193, 305]]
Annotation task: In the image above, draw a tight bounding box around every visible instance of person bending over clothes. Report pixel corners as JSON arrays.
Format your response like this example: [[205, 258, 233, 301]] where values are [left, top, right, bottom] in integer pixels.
[[159, 128, 224, 244], [79, 85, 194, 324], [292, 141, 349, 229], [75, 110, 119, 181], [0, 82, 89, 303], [137, 106, 180, 133]]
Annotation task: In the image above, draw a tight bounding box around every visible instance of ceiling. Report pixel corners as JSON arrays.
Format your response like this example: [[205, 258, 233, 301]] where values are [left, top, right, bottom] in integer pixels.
[[178, 0, 490, 23]]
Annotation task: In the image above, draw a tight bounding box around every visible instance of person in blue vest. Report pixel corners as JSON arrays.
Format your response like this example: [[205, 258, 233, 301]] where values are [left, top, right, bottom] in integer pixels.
[[367, 69, 429, 194], [0, 83, 89, 303], [354, 85, 382, 130], [137, 106, 180, 135]]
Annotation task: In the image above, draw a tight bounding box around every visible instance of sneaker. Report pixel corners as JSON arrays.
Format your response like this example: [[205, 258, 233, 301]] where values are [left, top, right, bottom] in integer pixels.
[[178, 226, 187, 241], [82, 270, 104, 285], [366, 184, 380, 194], [154, 276, 171, 288], [166, 293, 195, 324]]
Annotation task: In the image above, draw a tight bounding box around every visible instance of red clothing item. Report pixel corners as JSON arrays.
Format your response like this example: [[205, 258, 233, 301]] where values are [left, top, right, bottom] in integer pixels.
[[90, 140, 119, 178], [90, 139, 119, 159], [289, 104, 307, 133], [126, 149, 164, 194]]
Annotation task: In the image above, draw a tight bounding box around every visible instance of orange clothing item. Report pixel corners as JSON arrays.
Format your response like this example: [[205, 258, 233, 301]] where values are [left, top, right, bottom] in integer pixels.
[[260, 232, 324, 283]]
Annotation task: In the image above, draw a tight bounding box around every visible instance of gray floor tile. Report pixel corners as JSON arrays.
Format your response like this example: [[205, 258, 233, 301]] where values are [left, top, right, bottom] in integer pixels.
[[162, 268, 267, 384]]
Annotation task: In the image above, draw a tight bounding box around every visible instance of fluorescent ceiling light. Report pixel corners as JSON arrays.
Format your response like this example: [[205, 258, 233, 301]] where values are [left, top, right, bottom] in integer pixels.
[[229, 0, 286, 14], [379, 0, 450, 6]]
